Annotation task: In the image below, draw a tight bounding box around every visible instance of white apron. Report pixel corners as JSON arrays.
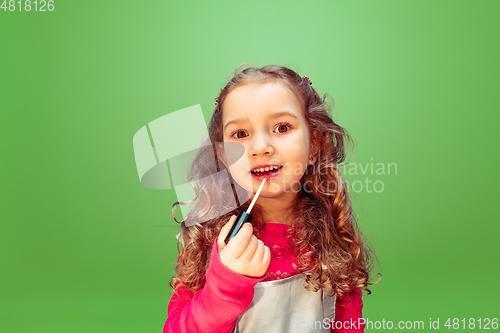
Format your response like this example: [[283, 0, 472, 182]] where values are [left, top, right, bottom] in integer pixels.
[[232, 274, 337, 333]]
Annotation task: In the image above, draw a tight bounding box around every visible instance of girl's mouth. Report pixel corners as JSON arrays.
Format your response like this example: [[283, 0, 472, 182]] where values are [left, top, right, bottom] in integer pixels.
[[250, 166, 282, 181]]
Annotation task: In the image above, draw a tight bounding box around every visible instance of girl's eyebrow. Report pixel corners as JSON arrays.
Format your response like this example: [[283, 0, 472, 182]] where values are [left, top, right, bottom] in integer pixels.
[[224, 117, 249, 131], [224, 111, 298, 131], [269, 111, 298, 120]]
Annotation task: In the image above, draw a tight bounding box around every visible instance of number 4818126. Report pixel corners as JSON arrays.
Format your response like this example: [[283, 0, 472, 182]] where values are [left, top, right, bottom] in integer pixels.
[[1, 0, 55, 11]]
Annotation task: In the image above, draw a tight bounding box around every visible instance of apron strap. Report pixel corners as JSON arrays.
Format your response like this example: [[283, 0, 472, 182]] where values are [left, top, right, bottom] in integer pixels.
[[322, 289, 337, 321]]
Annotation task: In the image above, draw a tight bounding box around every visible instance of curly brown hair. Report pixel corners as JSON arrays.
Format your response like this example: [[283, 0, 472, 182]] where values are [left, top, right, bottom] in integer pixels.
[[170, 64, 380, 300]]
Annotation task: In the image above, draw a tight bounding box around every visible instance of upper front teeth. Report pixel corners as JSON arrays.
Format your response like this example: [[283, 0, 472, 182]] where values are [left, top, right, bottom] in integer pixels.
[[254, 166, 280, 172]]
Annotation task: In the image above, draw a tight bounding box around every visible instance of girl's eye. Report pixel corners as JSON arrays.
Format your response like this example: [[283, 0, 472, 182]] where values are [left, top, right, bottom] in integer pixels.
[[274, 122, 292, 134], [231, 130, 248, 139], [230, 123, 292, 138]]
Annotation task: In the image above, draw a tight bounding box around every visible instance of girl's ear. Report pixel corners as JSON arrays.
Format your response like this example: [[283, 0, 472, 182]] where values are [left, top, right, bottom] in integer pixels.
[[309, 132, 320, 164]]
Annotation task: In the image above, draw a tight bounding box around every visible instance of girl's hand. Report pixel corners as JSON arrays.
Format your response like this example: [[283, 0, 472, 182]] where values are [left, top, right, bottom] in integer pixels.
[[217, 215, 271, 278]]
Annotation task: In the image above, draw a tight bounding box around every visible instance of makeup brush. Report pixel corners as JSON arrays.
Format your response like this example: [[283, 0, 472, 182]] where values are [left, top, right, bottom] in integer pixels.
[[224, 178, 266, 245]]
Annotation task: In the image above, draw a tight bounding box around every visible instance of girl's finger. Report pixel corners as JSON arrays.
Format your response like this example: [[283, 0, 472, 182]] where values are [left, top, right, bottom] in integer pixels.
[[217, 215, 237, 248], [238, 235, 259, 262], [248, 238, 264, 265], [225, 222, 254, 259], [262, 245, 271, 267]]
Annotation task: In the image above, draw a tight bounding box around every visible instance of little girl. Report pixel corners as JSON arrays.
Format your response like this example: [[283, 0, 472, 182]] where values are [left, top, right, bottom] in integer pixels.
[[164, 65, 377, 333]]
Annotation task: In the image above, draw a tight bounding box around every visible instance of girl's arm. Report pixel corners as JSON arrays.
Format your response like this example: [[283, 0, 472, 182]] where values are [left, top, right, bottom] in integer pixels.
[[164, 236, 267, 333], [332, 288, 365, 333]]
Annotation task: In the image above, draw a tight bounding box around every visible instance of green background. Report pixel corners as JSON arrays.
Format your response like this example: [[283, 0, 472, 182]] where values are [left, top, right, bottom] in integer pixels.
[[1, 0, 499, 332]]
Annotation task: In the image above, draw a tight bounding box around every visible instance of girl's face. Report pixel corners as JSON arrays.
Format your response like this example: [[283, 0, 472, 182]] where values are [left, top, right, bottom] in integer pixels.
[[222, 81, 316, 200]]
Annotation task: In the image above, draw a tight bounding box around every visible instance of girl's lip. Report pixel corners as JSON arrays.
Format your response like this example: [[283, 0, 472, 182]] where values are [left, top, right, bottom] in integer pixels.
[[250, 166, 282, 181]]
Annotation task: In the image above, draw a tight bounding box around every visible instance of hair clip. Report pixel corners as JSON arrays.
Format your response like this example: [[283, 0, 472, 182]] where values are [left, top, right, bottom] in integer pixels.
[[215, 97, 219, 106], [303, 76, 312, 85]]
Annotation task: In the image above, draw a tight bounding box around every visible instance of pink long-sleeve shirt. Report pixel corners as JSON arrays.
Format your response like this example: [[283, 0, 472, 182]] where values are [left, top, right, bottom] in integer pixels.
[[164, 222, 365, 333]]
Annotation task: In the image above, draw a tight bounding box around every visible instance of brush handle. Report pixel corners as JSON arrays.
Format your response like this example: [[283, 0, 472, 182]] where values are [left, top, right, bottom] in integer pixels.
[[224, 211, 253, 245]]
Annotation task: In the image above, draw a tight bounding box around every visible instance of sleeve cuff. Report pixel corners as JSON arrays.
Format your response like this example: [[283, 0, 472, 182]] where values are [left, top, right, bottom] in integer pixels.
[[206, 236, 267, 292]]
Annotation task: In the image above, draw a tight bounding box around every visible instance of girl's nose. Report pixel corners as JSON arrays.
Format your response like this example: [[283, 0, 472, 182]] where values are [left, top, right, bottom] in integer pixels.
[[249, 133, 275, 157]]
